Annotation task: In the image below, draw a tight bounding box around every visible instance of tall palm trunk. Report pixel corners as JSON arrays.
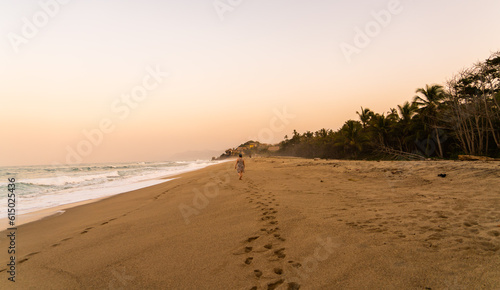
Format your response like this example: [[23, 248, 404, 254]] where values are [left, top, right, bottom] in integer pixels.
[[434, 127, 443, 158]]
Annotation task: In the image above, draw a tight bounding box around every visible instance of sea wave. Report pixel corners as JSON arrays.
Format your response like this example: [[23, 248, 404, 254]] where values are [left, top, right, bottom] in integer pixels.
[[22, 171, 121, 186], [0, 160, 222, 218]]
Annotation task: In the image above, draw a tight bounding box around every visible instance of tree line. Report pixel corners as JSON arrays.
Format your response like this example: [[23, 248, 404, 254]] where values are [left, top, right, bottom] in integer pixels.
[[277, 51, 500, 160]]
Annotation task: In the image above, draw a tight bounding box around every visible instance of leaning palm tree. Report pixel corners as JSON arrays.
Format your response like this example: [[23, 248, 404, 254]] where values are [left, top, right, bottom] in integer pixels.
[[413, 84, 446, 158]]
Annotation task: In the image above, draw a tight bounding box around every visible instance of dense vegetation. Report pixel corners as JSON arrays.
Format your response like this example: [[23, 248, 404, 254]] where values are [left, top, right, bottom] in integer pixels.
[[276, 51, 500, 160]]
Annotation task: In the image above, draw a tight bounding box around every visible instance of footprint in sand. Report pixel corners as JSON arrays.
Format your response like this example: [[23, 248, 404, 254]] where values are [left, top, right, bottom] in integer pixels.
[[261, 216, 276, 221], [288, 282, 301, 289], [273, 268, 283, 275], [254, 269, 263, 278], [274, 248, 286, 259], [245, 257, 254, 265], [288, 260, 302, 268], [267, 279, 284, 290], [2, 253, 39, 269], [233, 246, 253, 255], [247, 236, 259, 242], [488, 230, 500, 237], [277, 237, 286, 241], [80, 227, 93, 234]]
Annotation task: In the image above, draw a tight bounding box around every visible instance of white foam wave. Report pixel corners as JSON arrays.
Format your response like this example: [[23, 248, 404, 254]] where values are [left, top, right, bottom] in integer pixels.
[[22, 171, 121, 186], [0, 160, 222, 218]]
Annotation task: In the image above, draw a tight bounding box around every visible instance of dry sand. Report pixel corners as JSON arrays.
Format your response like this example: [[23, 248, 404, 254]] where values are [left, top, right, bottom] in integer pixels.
[[1, 157, 499, 289]]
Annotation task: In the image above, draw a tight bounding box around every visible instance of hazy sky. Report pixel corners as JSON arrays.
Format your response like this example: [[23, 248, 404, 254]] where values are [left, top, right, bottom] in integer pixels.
[[1, 0, 499, 166]]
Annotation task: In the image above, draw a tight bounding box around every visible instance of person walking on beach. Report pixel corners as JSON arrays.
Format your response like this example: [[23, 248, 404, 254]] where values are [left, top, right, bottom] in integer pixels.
[[235, 154, 245, 180]]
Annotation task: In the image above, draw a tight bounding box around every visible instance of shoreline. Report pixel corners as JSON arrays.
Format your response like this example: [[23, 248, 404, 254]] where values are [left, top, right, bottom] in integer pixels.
[[1, 160, 228, 231], [1, 157, 498, 289], [0, 179, 176, 231]]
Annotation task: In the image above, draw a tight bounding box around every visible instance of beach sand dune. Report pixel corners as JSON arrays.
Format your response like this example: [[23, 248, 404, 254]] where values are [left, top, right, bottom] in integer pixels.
[[1, 157, 499, 289]]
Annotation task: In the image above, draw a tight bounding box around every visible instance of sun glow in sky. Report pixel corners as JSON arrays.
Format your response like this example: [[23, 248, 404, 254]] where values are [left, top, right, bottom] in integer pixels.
[[1, 0, 499, 166]]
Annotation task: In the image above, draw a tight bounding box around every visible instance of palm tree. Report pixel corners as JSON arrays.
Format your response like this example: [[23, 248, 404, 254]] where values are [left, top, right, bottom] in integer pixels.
[[338, 120, 365, 157], [397, 101, 418, 123], [370, 113, 391, 146], [413, 84, 446, 158], [387, 108, 399, 123], [356, 107, 373, 129], [396, 101, 418, 151]]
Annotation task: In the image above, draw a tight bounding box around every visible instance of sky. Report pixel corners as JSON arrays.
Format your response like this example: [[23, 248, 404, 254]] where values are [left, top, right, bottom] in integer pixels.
[[1, 0, 499, 166]]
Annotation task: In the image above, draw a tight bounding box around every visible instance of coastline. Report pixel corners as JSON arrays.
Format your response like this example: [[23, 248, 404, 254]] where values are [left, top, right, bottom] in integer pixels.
[[1, 160, 227, 231], [1, 157, 499, 289], [0, 179, 175, 231]]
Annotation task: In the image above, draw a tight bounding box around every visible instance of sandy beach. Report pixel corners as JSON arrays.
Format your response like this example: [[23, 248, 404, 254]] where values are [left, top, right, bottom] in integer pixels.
[[1, 157, 499, 289]]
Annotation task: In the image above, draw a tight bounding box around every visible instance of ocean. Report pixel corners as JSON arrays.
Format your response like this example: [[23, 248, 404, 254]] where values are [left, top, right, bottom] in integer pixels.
[[0, 160, 222, 220]]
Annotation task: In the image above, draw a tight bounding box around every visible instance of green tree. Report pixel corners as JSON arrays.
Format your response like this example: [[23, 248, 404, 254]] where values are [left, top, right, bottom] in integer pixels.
[[337, 120, 365, 157], [395, 101, 418, 151], [413, 84, 446, 158], [356, 107, 374, 128]]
